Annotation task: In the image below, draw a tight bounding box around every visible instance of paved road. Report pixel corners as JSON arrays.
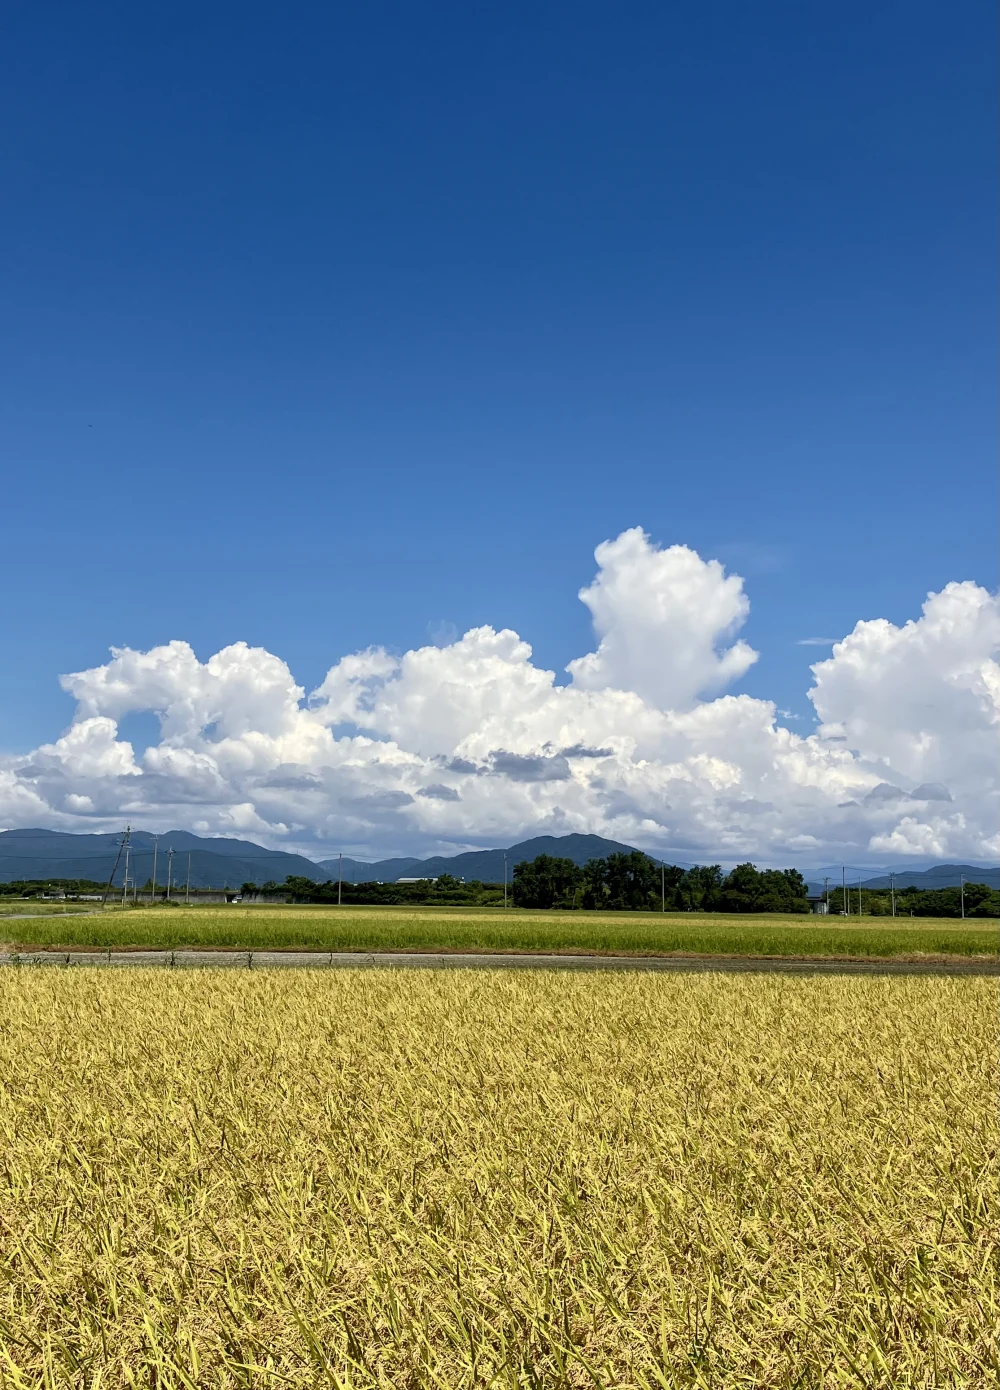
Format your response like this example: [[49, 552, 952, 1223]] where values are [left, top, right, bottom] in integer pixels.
[[0, 949, 996, 976]]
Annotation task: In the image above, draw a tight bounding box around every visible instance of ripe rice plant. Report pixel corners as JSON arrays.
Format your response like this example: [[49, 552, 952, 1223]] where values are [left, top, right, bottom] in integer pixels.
[[0, 969, 993, 1386]]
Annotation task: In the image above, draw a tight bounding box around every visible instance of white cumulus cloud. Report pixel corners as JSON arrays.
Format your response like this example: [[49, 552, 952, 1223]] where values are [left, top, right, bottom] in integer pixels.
[[567, 528, 758, 706], [2, 529, 997, 867]]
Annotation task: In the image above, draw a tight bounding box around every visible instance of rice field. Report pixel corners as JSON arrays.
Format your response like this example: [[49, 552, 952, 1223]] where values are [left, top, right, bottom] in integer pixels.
[[0, 902, 96, 918], [0, 967, 993, 1386], [7, 903, 999, 959]]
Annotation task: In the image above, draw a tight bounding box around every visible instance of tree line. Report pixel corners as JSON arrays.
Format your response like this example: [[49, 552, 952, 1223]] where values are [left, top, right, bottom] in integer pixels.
[[511, 853, 812, 912], [272, 855, 812, 913], [826, 882, 999, 918], [268, 875, 506, 907], [0, 878, 106, 896], [5, 863, 994, 916], [275, 855, 998, 916]]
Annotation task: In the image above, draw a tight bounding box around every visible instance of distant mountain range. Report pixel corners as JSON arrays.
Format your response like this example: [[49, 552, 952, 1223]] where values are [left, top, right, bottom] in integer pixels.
[[806, 864, 1000, 892], [0, 829, 652, 889], [0, 829, 328, 891], [1, 828, 996, 893], [316, 834, 659, 885]]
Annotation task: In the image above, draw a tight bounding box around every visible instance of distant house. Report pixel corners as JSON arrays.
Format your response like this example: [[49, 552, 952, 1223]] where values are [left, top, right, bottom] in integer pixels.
[[396, 877, 437, 884], [806, 893, 830, 915]]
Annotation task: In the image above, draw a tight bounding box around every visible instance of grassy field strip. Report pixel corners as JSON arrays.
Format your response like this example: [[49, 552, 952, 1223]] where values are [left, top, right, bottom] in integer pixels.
[[0, 901, 98, 917], [8, 903, 998, 958], [98, 903, 1000, 928], [0, 968, 993, 1386]]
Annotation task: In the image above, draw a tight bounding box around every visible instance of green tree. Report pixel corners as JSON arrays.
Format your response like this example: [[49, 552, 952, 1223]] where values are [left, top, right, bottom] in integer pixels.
[[511, 855, 583, 909], [675, 865, 723, 911], [716, 863, 809, 913], [602, 852, 660, 911], [965, 883, 1000, 916], [581, 858, 610, 909]]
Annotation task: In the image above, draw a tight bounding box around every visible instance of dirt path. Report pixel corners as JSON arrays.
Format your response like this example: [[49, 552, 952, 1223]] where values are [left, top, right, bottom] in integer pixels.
[[1, 949, 996, 975]]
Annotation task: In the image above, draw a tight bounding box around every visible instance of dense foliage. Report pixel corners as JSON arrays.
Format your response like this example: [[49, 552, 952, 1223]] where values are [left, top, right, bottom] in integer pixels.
[[513, 853, 811, 913], [4, 863, 994, 917], [274, 856, 814, 913], [271, 874, 506, 907], [275, 856, 999, 915], [828, 882, 1000, 918], [0, 878, 106, 896]]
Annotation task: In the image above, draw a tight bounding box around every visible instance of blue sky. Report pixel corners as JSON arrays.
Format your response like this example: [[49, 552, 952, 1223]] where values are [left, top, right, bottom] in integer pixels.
[[0, 2, 996, 863]]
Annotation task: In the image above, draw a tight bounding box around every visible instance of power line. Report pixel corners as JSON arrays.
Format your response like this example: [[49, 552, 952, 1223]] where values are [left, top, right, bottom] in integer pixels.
[[101, 825, 129, 907]]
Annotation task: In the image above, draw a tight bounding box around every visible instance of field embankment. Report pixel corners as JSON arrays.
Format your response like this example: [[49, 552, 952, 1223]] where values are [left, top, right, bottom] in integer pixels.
[[0, 968, 993, 1384], [7, 902, 998, 959]]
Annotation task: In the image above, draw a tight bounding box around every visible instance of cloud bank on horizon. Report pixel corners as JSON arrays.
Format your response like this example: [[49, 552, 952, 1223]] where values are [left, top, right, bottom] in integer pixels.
[[3, 528, 998, 865]]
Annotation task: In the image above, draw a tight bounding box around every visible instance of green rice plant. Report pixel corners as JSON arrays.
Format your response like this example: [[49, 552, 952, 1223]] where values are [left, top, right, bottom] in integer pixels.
[[6, 903, 999, 959], [0, 969, 993, 1386], [0, 902, 95, 918]]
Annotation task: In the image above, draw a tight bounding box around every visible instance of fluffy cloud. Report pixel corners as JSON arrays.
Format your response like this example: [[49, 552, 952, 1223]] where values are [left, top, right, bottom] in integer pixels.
[[2, 529, 998, 867], [567, 529, 758, 706]]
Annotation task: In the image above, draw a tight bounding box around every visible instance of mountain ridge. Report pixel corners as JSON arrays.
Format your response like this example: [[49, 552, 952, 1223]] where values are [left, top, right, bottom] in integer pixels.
[[0, 828, 328, 890], [0, 828, 652, 889], [1, 828, 995, 892], [808, 863, 1000, 892], [316, 834, 669, 884]]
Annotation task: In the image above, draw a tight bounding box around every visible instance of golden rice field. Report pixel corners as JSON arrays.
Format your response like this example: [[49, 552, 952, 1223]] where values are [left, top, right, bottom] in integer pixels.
[[0, 968, 994, 1388]]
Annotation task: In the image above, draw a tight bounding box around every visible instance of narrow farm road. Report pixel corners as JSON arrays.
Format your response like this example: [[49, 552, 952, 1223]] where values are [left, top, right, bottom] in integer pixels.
[[1, 950, 996, 976]]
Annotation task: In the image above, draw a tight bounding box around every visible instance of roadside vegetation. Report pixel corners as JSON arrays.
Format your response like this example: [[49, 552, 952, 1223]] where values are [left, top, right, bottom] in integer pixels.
[[0, 968, 992, 1385], [6, 904, 997, 958]]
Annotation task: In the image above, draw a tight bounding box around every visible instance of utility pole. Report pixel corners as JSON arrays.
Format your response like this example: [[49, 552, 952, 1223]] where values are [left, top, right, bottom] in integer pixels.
[[503, 853, 508, 909], [185, 853, 191, 904], [842, 866, 847, 916], [857, 878, 863, 917], [960, 874, 965, 919], [151, 835, 158, 905], [824, 876, 829, 914], [661, 861, 665, 913], [166, 848, 174, 901], [122, 840, 131, 907], [338, 852, 343, 907], [103, 824, 130, 907], [890, 872, 896, 917]]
